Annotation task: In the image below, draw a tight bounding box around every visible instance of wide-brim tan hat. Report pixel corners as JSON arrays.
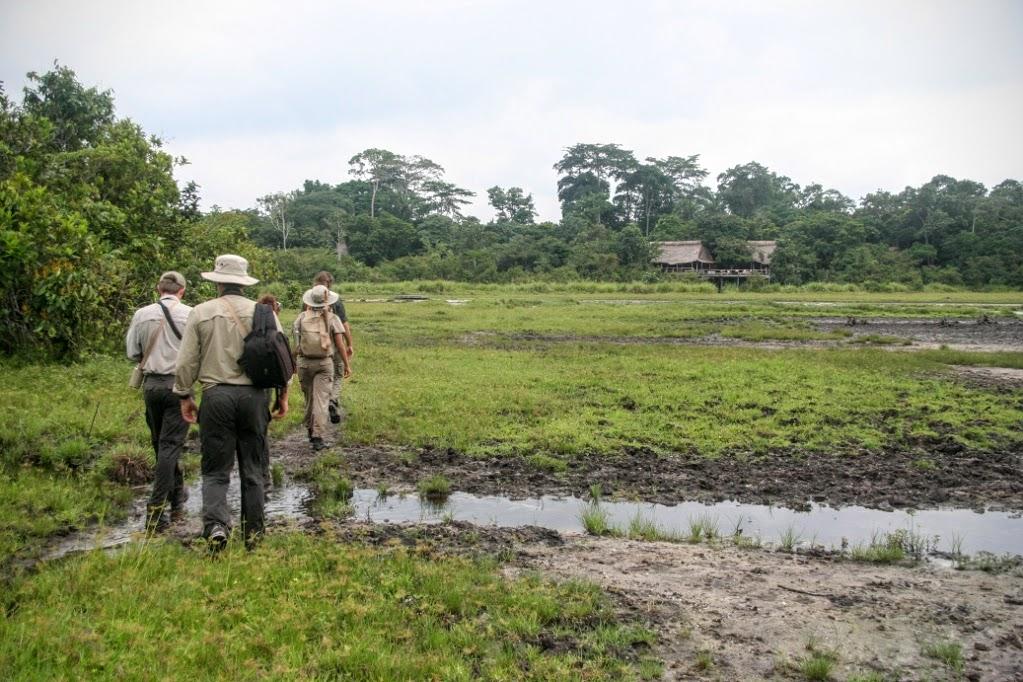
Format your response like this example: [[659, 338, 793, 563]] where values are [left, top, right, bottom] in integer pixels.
[[302, 284, 339, 308], [201, 254, 259, 286]]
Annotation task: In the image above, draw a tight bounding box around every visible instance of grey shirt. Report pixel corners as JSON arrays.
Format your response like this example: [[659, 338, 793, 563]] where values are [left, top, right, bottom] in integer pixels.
[[126, 295, 192, 375]]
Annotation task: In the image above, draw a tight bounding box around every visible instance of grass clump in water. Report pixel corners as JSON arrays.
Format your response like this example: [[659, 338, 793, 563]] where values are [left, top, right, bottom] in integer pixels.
[[778, 524, 802, 552], [270, 462, 284, 488], [417, 474, 452, 500], [580, 503, 617, 537], [0, 533, 661, 679], [305, 452, 354, 518], [686, 514, 719, 544]]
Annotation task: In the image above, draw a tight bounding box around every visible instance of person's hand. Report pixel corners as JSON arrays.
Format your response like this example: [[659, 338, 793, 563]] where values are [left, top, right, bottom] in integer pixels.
[[180, 397, 198, 424], [343, 364, 353, 379], [271, 396, 289, 420], [346, 345, 354, 357]]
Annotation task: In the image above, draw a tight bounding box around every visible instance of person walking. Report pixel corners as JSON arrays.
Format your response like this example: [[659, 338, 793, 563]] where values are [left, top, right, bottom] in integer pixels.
[[126, 271, 193, 532], [312, 271, 354, 425], [256, 293, 283, 499], [294, 285, 349, 451], [174, 255, 288, 550]]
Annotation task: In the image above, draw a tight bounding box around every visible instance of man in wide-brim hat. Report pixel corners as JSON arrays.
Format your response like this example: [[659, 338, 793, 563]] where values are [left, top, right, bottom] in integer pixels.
[[174, 254, 288, 549]]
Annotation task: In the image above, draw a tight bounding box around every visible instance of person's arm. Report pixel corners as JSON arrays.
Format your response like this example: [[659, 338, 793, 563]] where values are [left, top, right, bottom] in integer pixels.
[[125, 310, 144, 361], [342, 321, 353, 357], [173, 311, 201, 423], [271, 385, 289, 419], [333, 332, 352, 377]]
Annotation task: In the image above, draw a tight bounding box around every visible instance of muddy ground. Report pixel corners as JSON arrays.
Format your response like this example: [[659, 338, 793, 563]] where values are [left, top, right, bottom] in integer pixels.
[[37, 431, 1023, 681], [516, 536, 1023, 682], [337, 442, 1023, 513], [463, 317, 1023, 352]]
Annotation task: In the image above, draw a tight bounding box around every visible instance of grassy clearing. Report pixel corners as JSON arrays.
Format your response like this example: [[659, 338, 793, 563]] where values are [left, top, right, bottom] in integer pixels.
[[4, 291, 1021, 562], [340, 337, 1023, 458], [0, 533, 660, 680]]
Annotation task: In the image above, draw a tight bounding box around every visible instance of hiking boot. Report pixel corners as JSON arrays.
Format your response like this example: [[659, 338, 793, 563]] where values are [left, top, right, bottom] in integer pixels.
[[170, 488, 189, 519], [146, 506, 170, 533], [328, 401, 341, 424], [311, 437, 326, 451], [207, 524, 228, 553]]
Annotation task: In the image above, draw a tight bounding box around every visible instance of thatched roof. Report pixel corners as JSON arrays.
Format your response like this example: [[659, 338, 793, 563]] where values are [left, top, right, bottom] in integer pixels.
[[747, 241, 777, 265], [651, 241, 715, 265]]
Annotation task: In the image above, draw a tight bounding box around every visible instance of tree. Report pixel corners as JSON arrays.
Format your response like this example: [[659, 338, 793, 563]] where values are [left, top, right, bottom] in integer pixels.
[[614, 163, 674, 235], [487, 186, 537, 223], [347, 148, 403, 218], [258, 192, 295, 250], [554, 143, 637, 224], [716, 162, 798, 219], [421, 179, 475, 218], [21, 62, 115, 152], [615, 225, 652, 267]]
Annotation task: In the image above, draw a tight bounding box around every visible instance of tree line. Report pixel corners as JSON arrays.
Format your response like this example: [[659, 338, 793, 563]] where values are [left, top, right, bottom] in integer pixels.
[[249, 143, 1023, 289], [2, 65, 1021, 359]]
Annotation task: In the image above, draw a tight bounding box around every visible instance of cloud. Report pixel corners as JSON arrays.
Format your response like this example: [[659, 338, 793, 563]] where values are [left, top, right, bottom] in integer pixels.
[[4, 0, 1022, 221]]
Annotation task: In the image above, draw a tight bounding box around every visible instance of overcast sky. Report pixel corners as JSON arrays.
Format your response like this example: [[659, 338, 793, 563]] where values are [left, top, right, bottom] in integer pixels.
[[3, 0, 1022, 221]]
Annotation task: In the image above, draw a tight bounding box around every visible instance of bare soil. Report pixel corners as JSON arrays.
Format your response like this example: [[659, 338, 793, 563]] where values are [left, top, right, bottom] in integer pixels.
[[338, 443, 1023, 513], [950, 365, 1023, 391], [459, 317, 1023, 352], [514, 536, 1023, 681]]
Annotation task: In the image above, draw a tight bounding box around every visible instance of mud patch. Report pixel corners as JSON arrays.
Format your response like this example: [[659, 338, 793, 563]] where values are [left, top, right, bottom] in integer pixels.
[[338, 443, 1023, 513], [517, 536, 1023, 681], [950, 365, 1023, 391], [311, 518, 563, 560], [816, 317, 1023, 351]]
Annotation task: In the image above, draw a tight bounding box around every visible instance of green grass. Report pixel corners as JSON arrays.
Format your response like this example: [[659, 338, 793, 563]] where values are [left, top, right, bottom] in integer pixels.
[[0, 533, 660, 680], [922, 640, 964, 673], [579, 503, 617, 537], [3, 291, 1021, 563], [721, 321, 851, 342], [799, 652, 836, 680], [417, 474, 453, 500]]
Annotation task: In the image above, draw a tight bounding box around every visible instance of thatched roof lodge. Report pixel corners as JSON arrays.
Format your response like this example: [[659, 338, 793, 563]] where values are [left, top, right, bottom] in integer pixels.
[[650, 241, 715, 272], [747, 240, 777, 268], [650, 240, 778, 278]]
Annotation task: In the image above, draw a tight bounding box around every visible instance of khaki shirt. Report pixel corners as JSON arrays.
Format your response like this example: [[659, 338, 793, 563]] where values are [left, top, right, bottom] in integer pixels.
[[173, 295, 283, 396], [126, 296, 192, 375]]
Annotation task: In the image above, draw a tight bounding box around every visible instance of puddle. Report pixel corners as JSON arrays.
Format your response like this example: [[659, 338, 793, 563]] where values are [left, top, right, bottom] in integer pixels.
[[445, 299, 470, 305], [45, 477, 312, 560], [352, 490, 1023, 557], [45, 485, 1023, 561]]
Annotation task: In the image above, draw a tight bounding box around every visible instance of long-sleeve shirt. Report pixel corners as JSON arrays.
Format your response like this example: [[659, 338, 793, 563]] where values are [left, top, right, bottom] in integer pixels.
[[125, 295, 192, 375], [173, 294, 283, 396]]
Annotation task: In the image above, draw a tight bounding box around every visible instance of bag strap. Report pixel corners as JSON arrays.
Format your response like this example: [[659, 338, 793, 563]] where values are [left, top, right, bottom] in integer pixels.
[[221, 297, 250, 337], [137, 317, 166, 372], [158, 300, 182, 340]]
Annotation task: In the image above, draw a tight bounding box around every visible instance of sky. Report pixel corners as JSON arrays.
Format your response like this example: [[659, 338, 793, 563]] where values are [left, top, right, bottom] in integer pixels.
[[2, 0, 1022, 221]]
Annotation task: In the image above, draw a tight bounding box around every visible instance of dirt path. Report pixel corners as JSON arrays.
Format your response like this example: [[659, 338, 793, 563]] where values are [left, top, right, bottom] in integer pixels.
[[514, 536, 1023, 681]]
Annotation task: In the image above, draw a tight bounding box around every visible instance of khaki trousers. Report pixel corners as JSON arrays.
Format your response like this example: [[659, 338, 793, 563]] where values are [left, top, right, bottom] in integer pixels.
[[298, 356, 334, 440]]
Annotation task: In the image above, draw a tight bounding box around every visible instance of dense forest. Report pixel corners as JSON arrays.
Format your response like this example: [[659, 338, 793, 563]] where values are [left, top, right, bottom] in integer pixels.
[[2, 66, 1022, 358], [252, 147, 1023, 290]]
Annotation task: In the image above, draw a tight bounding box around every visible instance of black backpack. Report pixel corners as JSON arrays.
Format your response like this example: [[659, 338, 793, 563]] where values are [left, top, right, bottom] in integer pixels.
[[239, 303, 296, 389]]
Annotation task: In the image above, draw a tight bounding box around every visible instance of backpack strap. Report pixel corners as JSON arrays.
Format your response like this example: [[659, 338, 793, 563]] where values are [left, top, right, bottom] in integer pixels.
[[221, 297, 250, 336], [158, 300, 182, 340]]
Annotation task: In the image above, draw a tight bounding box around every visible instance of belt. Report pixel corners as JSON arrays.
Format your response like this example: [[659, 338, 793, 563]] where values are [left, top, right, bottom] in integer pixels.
[[144, 373, 175, 378]]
